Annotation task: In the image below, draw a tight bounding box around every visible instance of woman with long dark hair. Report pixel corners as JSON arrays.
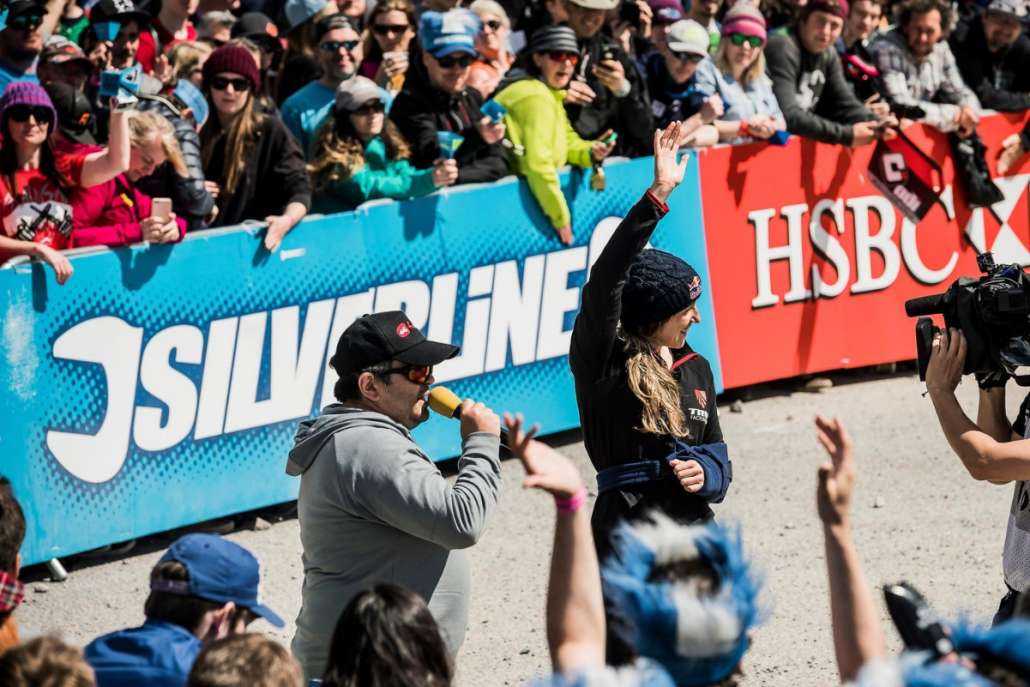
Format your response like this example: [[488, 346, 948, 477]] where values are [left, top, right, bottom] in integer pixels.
[[358, 0, 417, 93], [308, 76, 456, 213], [570, 123, 732, 556], [200, 45, 310, 251], [321, 584, 452, 687]]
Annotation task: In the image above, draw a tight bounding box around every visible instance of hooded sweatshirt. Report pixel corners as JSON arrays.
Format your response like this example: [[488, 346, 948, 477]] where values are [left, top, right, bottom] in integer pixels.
[[286, 404, 501, 682]]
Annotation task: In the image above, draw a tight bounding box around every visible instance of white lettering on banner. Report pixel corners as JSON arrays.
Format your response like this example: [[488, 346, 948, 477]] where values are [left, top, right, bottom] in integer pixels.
[[45, 235, 612, 482], [748, 185, 1023, 307]]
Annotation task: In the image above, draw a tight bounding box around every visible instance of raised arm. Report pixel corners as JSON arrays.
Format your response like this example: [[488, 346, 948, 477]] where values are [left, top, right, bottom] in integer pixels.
[[816, 415, 887, 683], [79, 106, 131, 188], [569, 124, 687, 377], [503, 413, 604, 675]]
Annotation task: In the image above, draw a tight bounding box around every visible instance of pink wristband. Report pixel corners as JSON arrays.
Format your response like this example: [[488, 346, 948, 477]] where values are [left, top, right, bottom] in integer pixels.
[[555, 487, 587, 513]]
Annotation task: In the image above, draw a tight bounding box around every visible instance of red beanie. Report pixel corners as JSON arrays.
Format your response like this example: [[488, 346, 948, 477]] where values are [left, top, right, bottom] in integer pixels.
[[202, 45, 261, 93]]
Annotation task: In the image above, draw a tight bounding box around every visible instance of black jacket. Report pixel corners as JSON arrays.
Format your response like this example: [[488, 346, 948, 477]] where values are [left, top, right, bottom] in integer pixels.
[[203, 115, 311, 227], [766, 28, 875, 145], [389, 76, 509, 185], [566, 32, 654, 157], [949, 12, 1030, 112], [569, 194, 728, 548]]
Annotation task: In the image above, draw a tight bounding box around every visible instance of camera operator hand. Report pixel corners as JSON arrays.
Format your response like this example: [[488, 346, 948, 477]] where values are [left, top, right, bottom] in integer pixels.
[[925, 327, 967, 397]]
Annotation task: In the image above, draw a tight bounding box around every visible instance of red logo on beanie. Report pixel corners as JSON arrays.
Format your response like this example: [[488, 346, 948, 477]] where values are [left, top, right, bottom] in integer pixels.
[[396, 322, 412, 338]]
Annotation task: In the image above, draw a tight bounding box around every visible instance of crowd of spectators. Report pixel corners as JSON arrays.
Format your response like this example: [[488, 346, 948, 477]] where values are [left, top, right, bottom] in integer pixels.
[[0, 0, 1025, 280]]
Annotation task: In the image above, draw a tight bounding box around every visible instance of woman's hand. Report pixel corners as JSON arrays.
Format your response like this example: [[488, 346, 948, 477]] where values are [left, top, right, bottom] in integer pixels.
[[670, 458, 704, 493], [555, 224, 573, 245], [263, 214, 296, 252], [746, 115, 777, 139], [432, 158, 459, 188], [141, 214, 180, 243], [504, 412, 584, 499], [590, 129, 615, 163], [476, 116, 506, 145], [564, 80, 596, 106], [815, 415, 855, 528], [648, 123, 688, 201], [204, 180, 221, 199], [699, 95, 723, 124], [36, 244, 73, 284]]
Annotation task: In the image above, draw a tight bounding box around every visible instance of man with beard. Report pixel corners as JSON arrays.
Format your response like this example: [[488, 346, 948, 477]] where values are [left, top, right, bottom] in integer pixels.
[[280, 14, 363, 156], [766, 0, 885, 145], [83, 0, 152, 72], [286, 311, 502, 681], [949, 0, 1030, 174], [686, 0, 722, 51], [0, 1, 46, 91]]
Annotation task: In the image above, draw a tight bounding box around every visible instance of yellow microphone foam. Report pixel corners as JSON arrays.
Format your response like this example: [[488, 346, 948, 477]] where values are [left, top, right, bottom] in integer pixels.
[[428, 386, 462, 418]]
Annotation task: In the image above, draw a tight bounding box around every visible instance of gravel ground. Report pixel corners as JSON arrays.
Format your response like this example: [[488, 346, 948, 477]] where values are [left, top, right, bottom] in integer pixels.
[[18, 369, 1017, 685]]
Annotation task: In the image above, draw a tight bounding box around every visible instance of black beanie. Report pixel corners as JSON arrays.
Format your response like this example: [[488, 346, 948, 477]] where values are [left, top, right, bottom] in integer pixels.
[[620, 250, 702, 330]]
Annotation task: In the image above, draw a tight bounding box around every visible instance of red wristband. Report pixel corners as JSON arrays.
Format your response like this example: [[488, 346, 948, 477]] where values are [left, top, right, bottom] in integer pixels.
[[644, 190, 669, 214], [555, 487, 587, 513], [738, 120, 750, 137]]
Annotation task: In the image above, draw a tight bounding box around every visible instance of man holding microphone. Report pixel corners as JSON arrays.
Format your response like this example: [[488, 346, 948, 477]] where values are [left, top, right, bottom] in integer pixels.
[[286, 310, 502, 681]]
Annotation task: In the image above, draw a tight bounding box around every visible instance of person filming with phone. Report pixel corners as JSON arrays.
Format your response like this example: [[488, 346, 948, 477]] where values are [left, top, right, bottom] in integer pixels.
[[285, 310, 503, 683], [924, 326, 1030, 625]]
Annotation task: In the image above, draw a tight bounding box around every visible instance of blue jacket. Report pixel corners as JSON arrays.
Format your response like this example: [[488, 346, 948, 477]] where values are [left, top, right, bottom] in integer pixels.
[[85, 620, 202, 687]]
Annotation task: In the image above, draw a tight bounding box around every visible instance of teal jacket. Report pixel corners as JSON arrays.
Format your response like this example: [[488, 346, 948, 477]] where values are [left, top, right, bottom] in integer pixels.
[[312, 136, 437, 214], [494, 77, 595, 230]]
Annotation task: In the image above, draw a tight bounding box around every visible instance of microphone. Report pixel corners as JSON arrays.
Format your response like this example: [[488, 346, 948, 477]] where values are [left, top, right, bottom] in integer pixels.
[[428, 386, 509, 446]]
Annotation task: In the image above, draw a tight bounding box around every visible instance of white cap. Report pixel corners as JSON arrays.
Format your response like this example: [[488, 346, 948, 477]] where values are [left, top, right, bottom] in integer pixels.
[[665, 19, 710, 55]]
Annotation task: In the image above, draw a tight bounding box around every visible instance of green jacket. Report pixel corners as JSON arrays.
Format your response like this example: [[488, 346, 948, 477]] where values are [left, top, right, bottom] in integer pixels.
[[494, 78, 594, 229], [312, 136, 436, 214]]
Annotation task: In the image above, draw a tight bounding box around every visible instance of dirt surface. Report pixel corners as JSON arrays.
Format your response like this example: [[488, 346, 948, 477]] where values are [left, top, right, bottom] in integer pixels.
[[18, 370, 1018, 685]]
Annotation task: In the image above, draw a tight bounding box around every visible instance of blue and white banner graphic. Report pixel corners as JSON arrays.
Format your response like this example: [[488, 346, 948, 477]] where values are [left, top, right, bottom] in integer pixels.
[[1, 156, 716, 565]]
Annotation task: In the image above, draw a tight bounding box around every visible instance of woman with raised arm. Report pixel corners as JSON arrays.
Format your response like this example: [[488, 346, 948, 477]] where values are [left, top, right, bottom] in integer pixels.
[[569, 123, 731, 556]]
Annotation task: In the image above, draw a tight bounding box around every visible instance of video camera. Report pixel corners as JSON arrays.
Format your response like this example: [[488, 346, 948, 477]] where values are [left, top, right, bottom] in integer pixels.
[[904, 252, 1030, 382], [884, 582, 954, 658]]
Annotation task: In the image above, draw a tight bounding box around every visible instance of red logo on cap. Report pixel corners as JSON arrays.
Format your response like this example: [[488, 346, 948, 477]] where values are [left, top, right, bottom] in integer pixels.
[[396, 322, 412, 338]]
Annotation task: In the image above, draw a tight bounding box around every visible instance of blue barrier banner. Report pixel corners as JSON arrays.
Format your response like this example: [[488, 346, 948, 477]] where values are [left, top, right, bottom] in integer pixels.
[[1, 155, 716, 566]]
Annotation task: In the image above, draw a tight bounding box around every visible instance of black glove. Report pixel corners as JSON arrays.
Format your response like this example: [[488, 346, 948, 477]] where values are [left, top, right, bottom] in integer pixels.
[[975, 369, 1009, 390]]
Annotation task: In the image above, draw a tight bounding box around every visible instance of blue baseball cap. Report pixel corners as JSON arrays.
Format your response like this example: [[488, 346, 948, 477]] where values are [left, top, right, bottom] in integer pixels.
[[173, 79, 208, 127], [420, 9, 479, 58], [152, 534, 285, 628]]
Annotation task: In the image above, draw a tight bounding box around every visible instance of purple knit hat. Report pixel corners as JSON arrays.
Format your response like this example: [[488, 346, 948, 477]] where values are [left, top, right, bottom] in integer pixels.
[[0, 81, 57, 131], [721, 2, 767, 42], [202, 45, 262, 93]]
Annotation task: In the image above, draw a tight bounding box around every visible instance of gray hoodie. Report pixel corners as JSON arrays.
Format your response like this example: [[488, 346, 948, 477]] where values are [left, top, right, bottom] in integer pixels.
[[286, 404, 501, 681]]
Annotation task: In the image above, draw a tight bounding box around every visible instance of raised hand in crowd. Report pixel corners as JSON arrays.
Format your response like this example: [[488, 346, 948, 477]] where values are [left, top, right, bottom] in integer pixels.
[[815, 415, 888, 683], [152, 53, 175, 88], [564, 79, 596, 107], [649, 122, 689, 201], [142, 213, 182, 244], [432, 158, 459, 188], [35, 244, 74, 285], [88, 39, 113, 71], [504, 413, 583, 499], [591, 57, 628, 97], [459, 399, 501, 440], [476, 115, 506, 145], [955, 106, 979, 139]]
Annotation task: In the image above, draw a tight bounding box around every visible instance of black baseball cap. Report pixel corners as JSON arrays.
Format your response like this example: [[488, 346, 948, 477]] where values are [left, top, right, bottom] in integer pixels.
[[330, 311, 459, 377], [43, 82, 97, 145]]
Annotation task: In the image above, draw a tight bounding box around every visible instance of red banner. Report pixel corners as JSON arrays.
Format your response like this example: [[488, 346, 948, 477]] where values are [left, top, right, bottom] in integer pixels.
[[699, 113, 1030, 389]]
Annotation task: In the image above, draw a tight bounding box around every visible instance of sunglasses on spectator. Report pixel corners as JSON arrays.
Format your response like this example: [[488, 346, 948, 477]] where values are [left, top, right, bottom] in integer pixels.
[[320, 39, 361, 53], [436, 53, 474, 68], [350, 101, 385, 116], [210, 76, 252, 92], [378, 363, 433, 384], [9, 13, 43, 30], [543, 50, 579, 65], [672, 50, 704, 63], [372, 23, 409, 35], [6, 105, 52, 124], [727, 32, 763, 48], [482, 19, 503, 31]]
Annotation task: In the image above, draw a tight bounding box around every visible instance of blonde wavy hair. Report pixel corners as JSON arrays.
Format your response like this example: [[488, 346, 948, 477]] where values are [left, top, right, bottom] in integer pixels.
[[126, 110, 188, 177], [169, 41, 213, 84], [714, 40, 767, 88], [307, 114, 411, 192], [622, 323, 689, 438], [200, 91, 260, 198]]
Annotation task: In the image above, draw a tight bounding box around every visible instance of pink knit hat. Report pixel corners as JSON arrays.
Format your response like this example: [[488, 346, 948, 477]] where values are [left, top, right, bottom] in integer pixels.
[[721, 2, 767, 42], [0, 81, 57, 131]]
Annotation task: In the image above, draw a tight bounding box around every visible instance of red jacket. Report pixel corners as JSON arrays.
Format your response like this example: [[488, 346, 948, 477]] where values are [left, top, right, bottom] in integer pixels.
[[70, 149, 187, 249]]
